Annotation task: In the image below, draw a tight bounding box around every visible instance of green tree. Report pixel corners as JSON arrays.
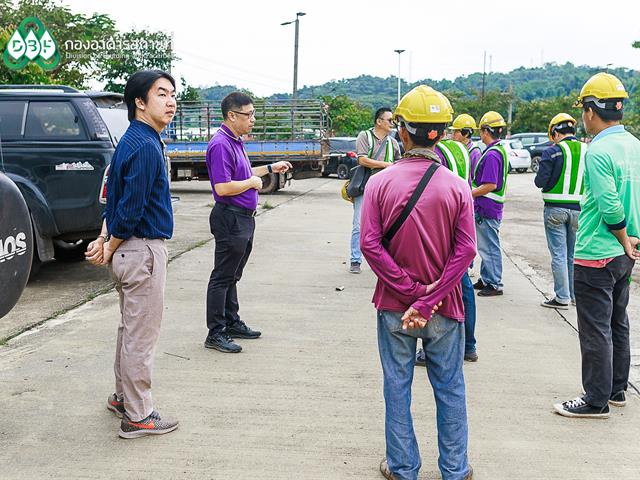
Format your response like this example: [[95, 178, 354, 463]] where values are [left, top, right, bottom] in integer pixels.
[[98, 29, 176, 93], [178, 77, 201, 102], [321, 95, 372, 136], [511, 95, 578, 134], [0, 0, 117, 87]]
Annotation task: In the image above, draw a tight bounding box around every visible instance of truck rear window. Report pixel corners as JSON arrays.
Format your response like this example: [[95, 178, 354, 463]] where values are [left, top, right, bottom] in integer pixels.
[[25, 101, 85, 139]]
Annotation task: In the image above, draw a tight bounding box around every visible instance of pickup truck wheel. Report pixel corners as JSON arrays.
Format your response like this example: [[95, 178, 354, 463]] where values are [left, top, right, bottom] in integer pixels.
[[54, 239, 89, 261], [336, 164, 350, 180], [531, 156, 541, 173], [0, 173, 34, 319], [258, 173, 278, 194]]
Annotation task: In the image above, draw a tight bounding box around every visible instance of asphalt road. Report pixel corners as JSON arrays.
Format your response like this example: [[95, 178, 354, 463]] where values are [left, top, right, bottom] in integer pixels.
[[2, 173, 639, 383]]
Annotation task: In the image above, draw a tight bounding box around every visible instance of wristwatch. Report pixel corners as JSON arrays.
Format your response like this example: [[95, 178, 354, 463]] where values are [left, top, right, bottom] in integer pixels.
[[267, 164, 273, 173], [99, 233, 110, 242]]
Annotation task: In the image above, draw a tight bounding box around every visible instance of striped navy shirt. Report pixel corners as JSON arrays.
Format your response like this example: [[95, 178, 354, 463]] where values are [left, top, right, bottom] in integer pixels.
[[105, 120, 173, 240]]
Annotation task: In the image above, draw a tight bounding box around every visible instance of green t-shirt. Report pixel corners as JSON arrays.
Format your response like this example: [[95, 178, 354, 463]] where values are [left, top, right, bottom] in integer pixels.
[[575, 125, 640, 260]]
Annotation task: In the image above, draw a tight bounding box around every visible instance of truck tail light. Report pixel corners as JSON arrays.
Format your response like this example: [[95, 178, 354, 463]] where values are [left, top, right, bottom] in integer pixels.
[[346, 151, 356, 158], [99, 164, 110, 205]]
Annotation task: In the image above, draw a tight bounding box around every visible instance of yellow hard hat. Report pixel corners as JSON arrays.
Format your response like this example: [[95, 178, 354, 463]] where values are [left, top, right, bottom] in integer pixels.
[[341, 181, 353, 203], [449, 114, 477, 131], [393, 85, 454, 124], [478, 111, 507, 129], [548, 113, 577, 141], [574, 72, 628, 108]]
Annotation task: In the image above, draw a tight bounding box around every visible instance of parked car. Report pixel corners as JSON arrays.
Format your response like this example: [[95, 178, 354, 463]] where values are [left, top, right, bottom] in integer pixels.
[[322, 136, 357, 179], [509, 132, 552, 173], [0, 85, 115, 272], [500, 139, 532, 173]]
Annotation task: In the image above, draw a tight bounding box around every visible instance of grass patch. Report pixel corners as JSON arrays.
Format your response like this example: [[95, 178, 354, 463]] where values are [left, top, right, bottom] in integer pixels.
[[261, 201, 275, 210]]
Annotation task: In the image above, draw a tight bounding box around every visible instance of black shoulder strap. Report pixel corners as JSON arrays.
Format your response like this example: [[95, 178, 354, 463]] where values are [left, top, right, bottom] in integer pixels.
[[382, 161, 440, 249]]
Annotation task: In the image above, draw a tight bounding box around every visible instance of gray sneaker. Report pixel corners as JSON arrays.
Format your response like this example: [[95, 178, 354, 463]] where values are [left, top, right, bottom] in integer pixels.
[[119, 410, 179, 439], [349, 262, 361, 274], [107, 393, 125, 418], [379, 458, 397, 479]]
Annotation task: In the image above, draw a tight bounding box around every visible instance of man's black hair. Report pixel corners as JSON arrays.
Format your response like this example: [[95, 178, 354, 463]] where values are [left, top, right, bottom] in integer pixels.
[[460, 128, 473, 139], [124, 69, 176, 121], [374, 107, 392, 123], [481, 126, 504, 140], [222, 92, 254, 119], [583, 99, 624, 122], [552, 124, 576, 137], [406, 122, 447, 148]]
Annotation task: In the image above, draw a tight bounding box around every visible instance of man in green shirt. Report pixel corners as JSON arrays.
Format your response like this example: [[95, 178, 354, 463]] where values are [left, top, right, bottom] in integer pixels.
[[554, 73, 640, 419]]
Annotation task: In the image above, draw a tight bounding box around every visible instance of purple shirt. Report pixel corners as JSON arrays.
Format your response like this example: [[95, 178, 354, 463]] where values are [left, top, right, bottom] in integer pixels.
[[467, 141, 482, 180], [474, 140, 505, 220], [205, 124, 257, 210], [360, 157, 477, 321]]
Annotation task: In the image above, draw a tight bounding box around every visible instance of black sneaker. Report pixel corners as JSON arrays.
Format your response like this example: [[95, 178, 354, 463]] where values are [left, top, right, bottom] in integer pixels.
[[226, 320, 261, 339], [204, 332, 242, 353], [553, 396, 610, 418], [609, 391, 626, 407], [477, 285, 503, 297], [464, 351, 479, 362], [119, 410, 179, 439], [350, 262, 361, 274], [472, 279, 485, 290], [415, 348, 426, 367], [107, 393, 125, 418], [541, 298, 569, 310]]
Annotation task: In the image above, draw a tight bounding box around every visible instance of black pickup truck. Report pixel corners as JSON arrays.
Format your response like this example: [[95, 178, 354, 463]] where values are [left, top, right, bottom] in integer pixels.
[[0, 85, 115, 278]]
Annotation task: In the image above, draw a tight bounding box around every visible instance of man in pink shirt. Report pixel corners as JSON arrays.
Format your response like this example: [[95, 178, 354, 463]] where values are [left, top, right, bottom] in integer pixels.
[[361, 86, 476, 480]]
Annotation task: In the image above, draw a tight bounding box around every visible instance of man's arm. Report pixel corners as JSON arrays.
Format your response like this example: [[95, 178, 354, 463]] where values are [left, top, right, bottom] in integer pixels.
[[472, 183, 497, 198], [360, 183, 429, 302], [356, 130, 388, 169], [215, 177, 262, 196], [534, 147, 555, 189], [251, 160, 293, 178]]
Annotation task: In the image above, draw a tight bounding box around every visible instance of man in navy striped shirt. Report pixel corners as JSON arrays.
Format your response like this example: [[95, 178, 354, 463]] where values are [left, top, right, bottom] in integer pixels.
[[86, 70, 179, 439]]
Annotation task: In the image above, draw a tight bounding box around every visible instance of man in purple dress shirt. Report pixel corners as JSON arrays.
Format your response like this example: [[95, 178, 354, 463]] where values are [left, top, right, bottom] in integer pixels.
[[203, 92, 292, 353], [361, 86, 475, 480]]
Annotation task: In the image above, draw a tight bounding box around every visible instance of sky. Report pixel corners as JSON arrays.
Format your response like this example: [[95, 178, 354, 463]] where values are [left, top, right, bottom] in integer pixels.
[[61, 0, 640, 96]]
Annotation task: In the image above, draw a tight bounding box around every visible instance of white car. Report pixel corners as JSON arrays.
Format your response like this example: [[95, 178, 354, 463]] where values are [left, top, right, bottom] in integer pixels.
[[501, 139, 532, 173]]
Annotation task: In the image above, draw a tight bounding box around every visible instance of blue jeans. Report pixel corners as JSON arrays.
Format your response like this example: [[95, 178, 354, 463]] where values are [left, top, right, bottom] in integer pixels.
[[461, 272, 477, 354], [377, 310, 469, 480], [543, 206, 579, 304], [475, 215, 503, 290], [350, 194, 363, 263]]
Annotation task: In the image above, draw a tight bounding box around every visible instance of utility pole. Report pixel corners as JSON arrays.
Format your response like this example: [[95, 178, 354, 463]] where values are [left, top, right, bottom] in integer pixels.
[[507, 84, 514, 136], [281, 12, 305, 101], [281, 12, 306, 136], [481, 51, 487, 107], [394, 49, 405, 105]]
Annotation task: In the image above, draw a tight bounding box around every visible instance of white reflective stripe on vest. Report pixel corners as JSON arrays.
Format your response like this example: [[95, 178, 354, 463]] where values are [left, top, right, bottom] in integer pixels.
[[438, 141, 470, 180], [366, 129, 393, 162], [484, 191, 505, 203], [541, 142, 586, 202]]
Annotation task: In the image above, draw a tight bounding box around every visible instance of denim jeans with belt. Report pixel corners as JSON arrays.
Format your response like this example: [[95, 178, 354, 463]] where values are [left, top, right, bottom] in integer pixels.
[[543, 206, 579, 303], [377, 310, 470, 480], [475, 214, 503, 290]]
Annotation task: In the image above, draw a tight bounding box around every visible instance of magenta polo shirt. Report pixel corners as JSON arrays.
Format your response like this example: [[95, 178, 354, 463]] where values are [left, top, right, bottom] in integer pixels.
[[360, 156, 477, 321], [474, 140, 505, 220], [205, 124, 258, 210]]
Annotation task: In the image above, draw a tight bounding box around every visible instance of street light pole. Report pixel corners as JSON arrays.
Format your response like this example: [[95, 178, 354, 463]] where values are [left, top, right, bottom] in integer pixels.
[[394, 50, 405, 105], [281, 12, 306, 101]]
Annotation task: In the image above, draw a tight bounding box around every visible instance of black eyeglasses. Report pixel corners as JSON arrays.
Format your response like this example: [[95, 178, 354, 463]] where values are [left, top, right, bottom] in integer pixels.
[[232, 110, 256, 118]]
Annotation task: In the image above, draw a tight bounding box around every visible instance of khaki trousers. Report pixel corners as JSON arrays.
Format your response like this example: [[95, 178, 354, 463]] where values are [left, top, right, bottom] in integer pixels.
[[108, 237, 167, 421]]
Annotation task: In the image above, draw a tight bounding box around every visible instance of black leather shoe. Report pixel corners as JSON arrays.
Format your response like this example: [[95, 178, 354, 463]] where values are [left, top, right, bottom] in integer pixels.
[[204, 333, 242, 353], [477, 285, 503, 297], [226, 321, 261, 339], [472, 279, 485, 290]]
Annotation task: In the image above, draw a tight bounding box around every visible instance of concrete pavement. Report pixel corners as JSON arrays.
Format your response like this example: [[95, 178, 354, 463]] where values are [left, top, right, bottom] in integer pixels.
[[0, 179, 638, 479]]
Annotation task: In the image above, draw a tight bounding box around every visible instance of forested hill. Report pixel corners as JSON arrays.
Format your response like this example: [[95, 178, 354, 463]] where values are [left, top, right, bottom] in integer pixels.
[[198, 62, 638, 107]]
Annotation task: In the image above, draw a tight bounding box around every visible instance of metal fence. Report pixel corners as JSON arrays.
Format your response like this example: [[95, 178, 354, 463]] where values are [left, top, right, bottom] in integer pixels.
[[167, 99, 329, 142]]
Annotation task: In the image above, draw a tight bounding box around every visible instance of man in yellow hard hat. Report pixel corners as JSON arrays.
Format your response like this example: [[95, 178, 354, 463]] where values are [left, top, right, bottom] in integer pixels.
[[449, 114, 482, 180], [554, 72, 640, 419], [534, 114, 586, 310], [360, 85, 475, 480], [472, 111, 508, 297]]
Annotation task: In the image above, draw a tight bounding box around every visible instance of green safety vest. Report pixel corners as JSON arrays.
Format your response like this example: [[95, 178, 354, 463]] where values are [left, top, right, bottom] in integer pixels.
[[365, 129, 394, 162], [437, 139, 471, 181], [541, 140, 587, 204], [471, 143, 509, 204]]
